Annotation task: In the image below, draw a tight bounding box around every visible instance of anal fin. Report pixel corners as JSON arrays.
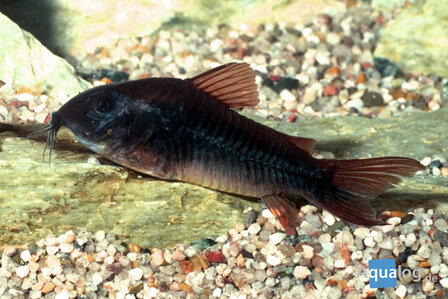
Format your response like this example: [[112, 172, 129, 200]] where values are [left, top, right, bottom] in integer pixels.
[[261, 194, 300, 236]]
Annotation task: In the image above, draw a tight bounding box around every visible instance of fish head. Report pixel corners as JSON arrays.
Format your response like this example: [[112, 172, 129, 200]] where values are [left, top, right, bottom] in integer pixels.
[[30, 84, 143, 161], [54, 85, 128, 148]]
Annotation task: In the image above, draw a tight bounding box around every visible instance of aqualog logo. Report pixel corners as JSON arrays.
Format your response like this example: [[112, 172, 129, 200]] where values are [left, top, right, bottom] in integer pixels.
[[357, 259, 428, 288]]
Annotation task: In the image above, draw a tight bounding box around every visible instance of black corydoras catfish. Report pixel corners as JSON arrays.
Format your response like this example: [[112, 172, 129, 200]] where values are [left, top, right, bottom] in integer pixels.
[[30, 63, 424, 234]]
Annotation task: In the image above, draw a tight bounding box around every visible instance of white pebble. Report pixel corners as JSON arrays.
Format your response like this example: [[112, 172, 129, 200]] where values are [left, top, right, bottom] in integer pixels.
[[334, 259, 346, 268], [421, 157, 432, 166], [405, 233, 417, 247], [280, 89, 296, 102], [17, 93, 34, 102], [87, 157, 101, 165], [248, 223, 261, 235], [92, 273, 103, 285], [417, 245, 431, 259], [55, 291, 69, 299], [212, 288, 222, 297], [16, 265, 29, 278], [326, 32, 341, 45], [59, 243, 74, 253], [293, 266, 311, 279], [266, 255, 282, 266], [269, 232, 286, 245], [45, 236, 58, 246], [432, 167, 441, 176], [386, 217, 401, 225], [395, 285, 407, 297], [434, 219, 448, 231], [129, 267, 143, 281], [302, 245, 314, 259], [46, 246, 59, 255], [262, 209, 274, 218], [364, 237, 375, 248], [20, 250, 31, 262], [323, 212, 336, 226], [440, 278, 448, 288], [94, 231, 105, 242]]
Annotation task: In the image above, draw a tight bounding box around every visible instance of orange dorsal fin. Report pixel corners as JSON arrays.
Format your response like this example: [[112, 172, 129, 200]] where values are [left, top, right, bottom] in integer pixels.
[[185, 62, 259, 108], [286, 136, 316, 154]]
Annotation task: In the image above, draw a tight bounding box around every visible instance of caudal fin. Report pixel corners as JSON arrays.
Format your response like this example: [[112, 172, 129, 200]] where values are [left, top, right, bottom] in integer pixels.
[[311, 157, 424, 226]]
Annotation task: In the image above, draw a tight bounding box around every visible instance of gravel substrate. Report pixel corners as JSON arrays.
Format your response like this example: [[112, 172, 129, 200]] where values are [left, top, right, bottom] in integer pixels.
[[1, 206, 447, 298], [0, 3, 447, 126]]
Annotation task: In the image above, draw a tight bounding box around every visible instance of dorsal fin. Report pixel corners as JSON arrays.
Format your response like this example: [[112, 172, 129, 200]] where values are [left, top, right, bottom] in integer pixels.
[[185, 62, 259, 108], [286, 135, 316, 154]]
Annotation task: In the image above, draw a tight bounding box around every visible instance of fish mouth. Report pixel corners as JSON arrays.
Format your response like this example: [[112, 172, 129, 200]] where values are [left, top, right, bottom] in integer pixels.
[[27, 112, 63, 163]]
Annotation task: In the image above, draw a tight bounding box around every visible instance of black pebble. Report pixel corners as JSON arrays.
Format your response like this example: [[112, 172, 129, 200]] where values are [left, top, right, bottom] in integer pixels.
[[240, 249, 254, 259], [433, 230, 448, 247], [76, 68, 129, 83], [262, 76, 300, 93], [400, 214, 414, 224], [190, 238, 217, 250], [398, 247, 413, 264], [412, 97, 427, 110], [27, 242, 38, 255], [428, 160, 442, 170], [374, 57, 399, 78], [243, 210, 257, 228], [362, 91, 384, 107]]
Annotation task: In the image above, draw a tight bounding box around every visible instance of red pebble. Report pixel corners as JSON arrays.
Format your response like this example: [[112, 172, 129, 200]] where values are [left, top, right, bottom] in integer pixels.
[[287, 114, 297, 123], [323, 84, 340, 96], [269, 75, 282, 82], [204, 251, 224, 263], [10, 101, 22, 108], [361, 62, 374, 70]]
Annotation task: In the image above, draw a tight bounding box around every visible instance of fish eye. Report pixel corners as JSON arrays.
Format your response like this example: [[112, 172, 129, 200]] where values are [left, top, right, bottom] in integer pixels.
[[94, 97, 114, 114]]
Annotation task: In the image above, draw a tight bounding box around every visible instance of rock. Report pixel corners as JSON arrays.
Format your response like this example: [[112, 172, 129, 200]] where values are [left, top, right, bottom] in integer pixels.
[[0, 13, 90, 99], [362, 91, 384, 107], [374, 0, 448, 77]]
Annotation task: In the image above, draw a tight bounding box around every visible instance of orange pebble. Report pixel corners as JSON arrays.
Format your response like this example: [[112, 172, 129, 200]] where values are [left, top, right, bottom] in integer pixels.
[[390, 211, 407, 218], [101, 77, 113, 84], [42, 282, 55, 294], [128, 243, 142, 253], [100, 48, 110, 58], [356, 72, 366, 84], [327, 277, 338, 286], [327, 66, 341, 75], [419, 261, 431, 268], [17, 86, 34, 94], [179, 260, 194, 274], [178, 282, 193, 293], [338, 279, 348, 290]]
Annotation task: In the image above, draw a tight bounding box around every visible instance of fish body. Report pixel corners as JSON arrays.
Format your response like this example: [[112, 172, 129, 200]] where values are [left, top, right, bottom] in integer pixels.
[[31, 63, 424, 233]]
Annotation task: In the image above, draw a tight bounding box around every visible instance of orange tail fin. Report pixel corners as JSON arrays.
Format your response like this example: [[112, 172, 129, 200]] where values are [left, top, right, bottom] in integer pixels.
[[311, 157, 424, 225]]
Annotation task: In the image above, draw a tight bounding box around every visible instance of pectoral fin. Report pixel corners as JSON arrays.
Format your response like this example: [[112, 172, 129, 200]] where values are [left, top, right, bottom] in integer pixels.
[[261, 194, 301, 236]]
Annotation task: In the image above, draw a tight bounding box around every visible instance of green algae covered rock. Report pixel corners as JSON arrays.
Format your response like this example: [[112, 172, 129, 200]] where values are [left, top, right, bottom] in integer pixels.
[[374, 0, 448, 77]]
